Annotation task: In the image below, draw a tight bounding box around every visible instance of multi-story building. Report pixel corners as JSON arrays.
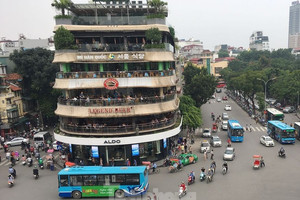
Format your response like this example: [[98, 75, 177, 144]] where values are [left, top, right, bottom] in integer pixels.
[[249, 31, 269, 51], [0, 64, 25, 137], [52, 0, 180, 165], [289, 1, 300, 49]]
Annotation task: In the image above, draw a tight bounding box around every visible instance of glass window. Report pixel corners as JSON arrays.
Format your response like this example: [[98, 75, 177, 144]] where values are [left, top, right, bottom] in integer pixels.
[[126, 174, 140, 185], [111, 174, 125, 184], [70, 175, 83, 186], [83, 175, 97, 186], [60, 175, 69, 187], [97, 175, 105, 185]]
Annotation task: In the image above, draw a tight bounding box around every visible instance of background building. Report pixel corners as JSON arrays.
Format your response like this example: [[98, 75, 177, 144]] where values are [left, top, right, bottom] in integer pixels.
[[249, 31, 269, 51], [289, 1, 300, 49]]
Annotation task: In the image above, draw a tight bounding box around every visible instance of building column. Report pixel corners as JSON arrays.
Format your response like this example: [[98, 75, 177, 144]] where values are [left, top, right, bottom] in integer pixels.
[[124, 63, 128, 71], [99, 64, 104, 72], [84, 64, 89, 72], [158, 62, 163, 71], [146, 62, 150, 70]]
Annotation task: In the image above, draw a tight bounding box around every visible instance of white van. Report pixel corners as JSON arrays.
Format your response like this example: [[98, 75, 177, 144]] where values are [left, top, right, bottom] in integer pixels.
[[33, 131, 52, 146]]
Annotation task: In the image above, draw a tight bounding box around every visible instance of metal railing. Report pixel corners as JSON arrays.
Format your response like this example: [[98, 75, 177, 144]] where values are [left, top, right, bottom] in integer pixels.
[[56, 70, 175, 79], [60, 114, 178, 135], [58, 94, 176, 107]]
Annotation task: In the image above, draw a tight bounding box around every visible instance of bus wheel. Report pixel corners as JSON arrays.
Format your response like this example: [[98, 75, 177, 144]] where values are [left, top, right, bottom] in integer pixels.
[[115, 190, 125, 198], [72, 191, 82, 199]]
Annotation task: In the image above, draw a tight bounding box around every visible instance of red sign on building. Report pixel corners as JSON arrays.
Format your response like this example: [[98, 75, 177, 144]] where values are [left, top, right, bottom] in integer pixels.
[[104, 78, 119, 90]]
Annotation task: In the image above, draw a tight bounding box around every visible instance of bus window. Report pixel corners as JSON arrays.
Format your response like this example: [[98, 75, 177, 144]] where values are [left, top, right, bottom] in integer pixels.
[[111, 174, 126, 184], [70, 175, 83, 186], [126, 174, 140, 185], [97, 175, 105, 185], [83, 175, 97, 186], [104, 175, 110, 186], [60, 175, 69, 187]]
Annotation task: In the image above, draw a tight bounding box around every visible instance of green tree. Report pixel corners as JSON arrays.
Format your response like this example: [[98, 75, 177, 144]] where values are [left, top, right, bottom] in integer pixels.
[[145, 28, 162, 44], [179, 95, 202, 129], [218, 49, 229, 58], [182, 62, 201, 86], [54, 26, 76, 50], [184, 67, 217, 107], [147, 0, 167, 14], [51, 0, 73, 16], [9, 48, 60, 124], [255, 92, 265, 112]]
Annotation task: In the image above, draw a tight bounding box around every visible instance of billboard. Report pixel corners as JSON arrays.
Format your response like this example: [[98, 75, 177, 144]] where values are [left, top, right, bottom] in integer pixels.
[[131, 144, 139, 156]]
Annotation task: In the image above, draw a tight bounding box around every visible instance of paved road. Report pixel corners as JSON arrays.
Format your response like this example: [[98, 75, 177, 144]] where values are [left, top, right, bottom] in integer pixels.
[[0, 89, 299, 200]]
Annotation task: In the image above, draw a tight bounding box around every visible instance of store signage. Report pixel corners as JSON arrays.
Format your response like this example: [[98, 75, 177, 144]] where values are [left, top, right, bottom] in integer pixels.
[[104, 140, 121, 144], [76, 53, 145, 62], [104, 78, 119, 90], [131, 144, 140, 156], [91, 146, 99, 158], [88, 107, 132, 114], [163, 138, 167, 148]]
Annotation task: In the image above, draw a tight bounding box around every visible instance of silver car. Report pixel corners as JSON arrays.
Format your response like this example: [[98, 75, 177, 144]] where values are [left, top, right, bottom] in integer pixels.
[[200, 140, 211, 153], [210, 136, 222, 147], [222, 121, 228, 130], [4, 137, 28, 147], [223, 147, 235, 161]]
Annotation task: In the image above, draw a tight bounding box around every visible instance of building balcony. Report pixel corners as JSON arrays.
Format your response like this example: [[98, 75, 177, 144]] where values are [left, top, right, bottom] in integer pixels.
[[55, 96, 179, 118], [0, 93, 14, 99], [54, 70, 177, 89], [58, 93, 176, 107], [59, 113, 179, 136]]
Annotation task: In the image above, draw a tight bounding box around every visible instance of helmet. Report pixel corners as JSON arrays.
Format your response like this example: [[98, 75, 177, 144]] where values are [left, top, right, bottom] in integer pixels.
[[34, 165, 37, 168], [224, 161, 227, 164], [181, 181, 184, 184]]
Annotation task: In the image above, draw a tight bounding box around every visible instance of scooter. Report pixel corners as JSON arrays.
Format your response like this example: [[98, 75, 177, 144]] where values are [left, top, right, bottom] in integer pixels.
[[187, 175, 195, 185], [33, 173, 39, 179], [39, 162, 44, 169], [222, 166, 227, 175], [278, 151, 286, 158], [206, 174, 213, 184], [27, 158, 33, 167], [178, 186, 187, 199], [200, 172, 206, 182], [8, 180, 14, 188]]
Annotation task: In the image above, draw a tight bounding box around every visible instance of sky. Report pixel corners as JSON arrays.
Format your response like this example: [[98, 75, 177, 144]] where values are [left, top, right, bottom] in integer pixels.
[[0, 0, 295, 51]]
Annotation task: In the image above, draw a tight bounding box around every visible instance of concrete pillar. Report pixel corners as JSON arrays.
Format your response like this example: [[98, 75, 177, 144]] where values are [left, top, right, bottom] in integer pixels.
[[158, 62, 163, 71], [124, 63, 128, 71]]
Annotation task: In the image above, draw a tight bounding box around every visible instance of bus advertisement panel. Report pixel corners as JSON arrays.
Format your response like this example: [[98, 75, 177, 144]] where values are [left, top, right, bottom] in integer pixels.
[[58, 166, 148, 199], [267, 120, 295, 144], [266, 108, 284, 121], [227, 120, 244, 142]]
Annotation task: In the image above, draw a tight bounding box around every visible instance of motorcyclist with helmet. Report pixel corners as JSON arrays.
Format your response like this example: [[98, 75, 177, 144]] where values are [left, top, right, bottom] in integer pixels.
[[189, 171, 195, 182], [279, 147, 285, 157], [210, 161, 216, 173], [9, 166, 16, 178], [180, 181, 186, 192], [33, 166, 39, 177], [222, 161, 228, 172]]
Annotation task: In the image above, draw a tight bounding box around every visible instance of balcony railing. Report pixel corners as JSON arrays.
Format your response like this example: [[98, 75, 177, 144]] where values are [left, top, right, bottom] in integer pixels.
[[58, 94, 176, 107], [56, 70, 175, 79], [60, 114, 178, 135], [77, 43, 173, 52], [70, 16, 166, 26]]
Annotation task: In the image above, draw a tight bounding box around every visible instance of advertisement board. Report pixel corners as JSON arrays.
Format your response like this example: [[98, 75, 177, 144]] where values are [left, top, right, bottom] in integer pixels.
[[92, 146, 99, 158], [163, 138, 167, 148], [131, 144, 139, 156]]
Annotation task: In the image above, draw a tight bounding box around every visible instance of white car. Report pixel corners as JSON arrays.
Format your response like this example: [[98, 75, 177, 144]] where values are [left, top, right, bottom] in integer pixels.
[[210, 136, 222, 147], [260, 136, 275, 147], [200, 140, 211, 153], [224, 105, 232, 111], [216, 97, 222, 102], [202, 128, 211, 138], [221, 121, 228, 130]]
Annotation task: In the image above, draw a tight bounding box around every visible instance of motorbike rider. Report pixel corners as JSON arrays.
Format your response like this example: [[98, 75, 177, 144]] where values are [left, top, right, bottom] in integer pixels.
[[9, 166, 16, 178], [210, 161, 216, 173], [33, 166, 39, 177], [38, 158, 44, 167], [189, 171, 195, 182], [222, 161, 228, 172], [177, 160, 182, 170], [8, 174, 14, 184], [27, 156, 33, 166], [180, 181, 186, 192], [279, 147, 285, 156], [152, 162, 157, 173], [207, 168, 213, 178]]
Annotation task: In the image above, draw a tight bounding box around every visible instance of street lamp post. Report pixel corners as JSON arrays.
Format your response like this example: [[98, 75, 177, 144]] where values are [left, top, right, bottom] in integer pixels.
[[257, 77, 277, 110]]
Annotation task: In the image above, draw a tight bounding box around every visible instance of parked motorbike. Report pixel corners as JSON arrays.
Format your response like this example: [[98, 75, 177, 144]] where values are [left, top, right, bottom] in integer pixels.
[[178, 186, 187, 199]]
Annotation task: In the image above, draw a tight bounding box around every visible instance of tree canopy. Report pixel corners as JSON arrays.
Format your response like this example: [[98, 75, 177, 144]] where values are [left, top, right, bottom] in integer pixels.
[[179, 95, 202, 129], [183, 63, 217, 107], [221, 49, 300, 110], [54, 26, 76, 50], [9, 48, 60, 124]]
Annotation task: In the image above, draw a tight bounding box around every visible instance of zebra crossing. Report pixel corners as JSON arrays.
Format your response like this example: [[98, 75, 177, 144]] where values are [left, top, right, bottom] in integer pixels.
[[0, 154, 60, 167], [210, 100, 232, 104], [243, 126, 267, 132]]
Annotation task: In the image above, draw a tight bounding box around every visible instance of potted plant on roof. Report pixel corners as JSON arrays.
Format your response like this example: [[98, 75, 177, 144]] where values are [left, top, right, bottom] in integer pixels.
[[54, 26, 78, 51], [52, 0, 73, 25], [147, 0, 168, 24]]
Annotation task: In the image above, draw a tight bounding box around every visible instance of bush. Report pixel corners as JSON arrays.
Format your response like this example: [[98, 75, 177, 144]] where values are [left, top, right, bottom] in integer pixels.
[[54, 15, 72, 19], [144, 44, 165, 49], [54, 26, 75, 50]]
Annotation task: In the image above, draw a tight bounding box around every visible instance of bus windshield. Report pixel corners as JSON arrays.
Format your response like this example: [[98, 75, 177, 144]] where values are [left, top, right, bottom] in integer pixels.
[[281, 130, 295, 138], [232, 129, 244, 136]]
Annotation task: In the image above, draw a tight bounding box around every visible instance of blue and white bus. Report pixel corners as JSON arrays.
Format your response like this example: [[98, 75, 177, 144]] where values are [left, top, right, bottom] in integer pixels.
[[228, 120, 244, 142], [267, 120, 295, 144], [58, 166, 149, 199]]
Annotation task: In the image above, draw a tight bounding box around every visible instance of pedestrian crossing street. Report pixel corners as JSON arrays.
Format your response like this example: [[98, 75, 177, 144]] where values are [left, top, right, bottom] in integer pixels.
[[0, 154, 60, 167]]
